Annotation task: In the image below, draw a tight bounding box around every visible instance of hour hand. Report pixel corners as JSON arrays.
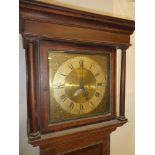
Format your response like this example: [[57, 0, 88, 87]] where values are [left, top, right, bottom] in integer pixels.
[[82, 87, 89, 100], [80, 78, 84, 88], [79, 60, 84, 88], [73, 88, 83, 97]]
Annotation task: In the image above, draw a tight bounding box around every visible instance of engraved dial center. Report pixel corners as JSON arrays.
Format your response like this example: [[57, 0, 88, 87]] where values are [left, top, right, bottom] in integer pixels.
[[65, 68, 96, 103]]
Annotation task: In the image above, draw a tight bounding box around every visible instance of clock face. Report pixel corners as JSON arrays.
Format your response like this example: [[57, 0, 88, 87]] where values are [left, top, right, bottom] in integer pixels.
[[48, 52, 110, 123], [53, 56, 106, 115]]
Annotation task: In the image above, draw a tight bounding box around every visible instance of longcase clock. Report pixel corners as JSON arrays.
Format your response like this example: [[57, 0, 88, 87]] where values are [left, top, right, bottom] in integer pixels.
[[19, 0, 135, 155]]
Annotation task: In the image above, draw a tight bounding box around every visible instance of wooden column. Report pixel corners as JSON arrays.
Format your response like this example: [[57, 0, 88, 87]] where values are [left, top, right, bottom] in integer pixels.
[[118, 49, 127, 121], [26, 40, 40, 140]]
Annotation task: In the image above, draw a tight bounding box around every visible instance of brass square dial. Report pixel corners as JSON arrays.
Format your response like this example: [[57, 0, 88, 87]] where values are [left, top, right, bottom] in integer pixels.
[[48, 51, 110, 123]]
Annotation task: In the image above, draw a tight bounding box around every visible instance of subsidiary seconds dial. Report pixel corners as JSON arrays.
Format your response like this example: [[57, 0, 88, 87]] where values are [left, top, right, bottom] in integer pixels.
[[52, 56, 107, 115]]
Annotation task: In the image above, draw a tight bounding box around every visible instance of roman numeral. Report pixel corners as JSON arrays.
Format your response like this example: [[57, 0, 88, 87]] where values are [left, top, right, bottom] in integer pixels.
[[79, 104, 84, 113], [59, 73, 67, 76], [68, 64, 74, 70], [60, 94, 67, 102], [69, 102, 74, 110], [90, 101, 95, 107], [54, 84, 64, 89], [95, 92, 100, 98], [95, 73, 100, 77], [79, 60, 84, 68], [97, 83, 102, 86], [89, 64, 92, 70]]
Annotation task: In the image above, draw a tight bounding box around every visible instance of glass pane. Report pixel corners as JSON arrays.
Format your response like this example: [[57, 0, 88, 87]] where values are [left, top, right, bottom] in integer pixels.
[[48, 51, 110, 123]]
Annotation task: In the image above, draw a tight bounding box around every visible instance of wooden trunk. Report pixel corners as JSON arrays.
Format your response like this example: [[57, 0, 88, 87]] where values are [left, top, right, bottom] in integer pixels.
[[40, 135, 110, 155]]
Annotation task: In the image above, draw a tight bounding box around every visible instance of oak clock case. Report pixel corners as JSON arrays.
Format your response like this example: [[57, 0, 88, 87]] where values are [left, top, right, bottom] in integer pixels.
[[39, 42, 116, 132], [19, 0, 134, 155]]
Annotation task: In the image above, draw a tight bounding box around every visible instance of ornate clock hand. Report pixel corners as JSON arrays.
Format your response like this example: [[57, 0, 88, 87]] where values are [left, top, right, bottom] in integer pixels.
[[73, 88, 83, 97], [82, 87, 89, 100], [80, 78, 83, 88], [79, 60, 84, 88]]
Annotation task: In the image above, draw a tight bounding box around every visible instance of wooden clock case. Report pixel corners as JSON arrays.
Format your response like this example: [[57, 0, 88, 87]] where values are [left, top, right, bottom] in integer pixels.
[[19, 0, 135, 155]]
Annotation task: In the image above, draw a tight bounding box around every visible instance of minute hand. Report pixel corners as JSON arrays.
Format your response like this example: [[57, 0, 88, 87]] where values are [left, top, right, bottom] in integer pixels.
[[80, 60, 84, 88], [82, 87, 89, 100]]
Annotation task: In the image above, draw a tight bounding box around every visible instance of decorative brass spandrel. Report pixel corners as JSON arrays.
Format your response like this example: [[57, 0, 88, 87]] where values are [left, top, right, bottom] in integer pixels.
[[48, 51, 110, 123]]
